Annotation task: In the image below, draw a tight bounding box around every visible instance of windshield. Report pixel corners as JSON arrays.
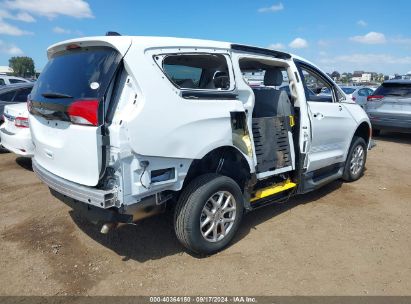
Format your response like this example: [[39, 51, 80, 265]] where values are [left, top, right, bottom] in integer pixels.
[[31, 46, 121, 105], [374, 83, 411, 97], [341, 87, 356, 94]]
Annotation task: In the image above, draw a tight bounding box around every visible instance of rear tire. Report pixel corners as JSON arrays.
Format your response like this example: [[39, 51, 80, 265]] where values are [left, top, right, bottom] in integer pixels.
[[342, 136, 367, 182], [174, 174, 244, 255]]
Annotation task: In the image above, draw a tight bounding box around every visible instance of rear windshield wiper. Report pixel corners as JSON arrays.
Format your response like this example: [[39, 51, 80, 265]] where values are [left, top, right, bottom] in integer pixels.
[[41, 92, 73, 99]]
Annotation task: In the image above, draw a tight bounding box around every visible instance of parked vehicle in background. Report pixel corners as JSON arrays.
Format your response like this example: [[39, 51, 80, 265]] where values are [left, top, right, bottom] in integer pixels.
[[0, 102, 34, 156], [0, 83, 34, 123], [0, 75, 31, 86], [340, 86, 374, 107], [29, 35, 372, 254], [366, 79, 411, 135], [318, 87, 332, 96]]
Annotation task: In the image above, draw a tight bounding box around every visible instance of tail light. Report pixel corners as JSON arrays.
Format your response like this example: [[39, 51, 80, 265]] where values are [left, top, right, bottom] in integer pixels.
[[67, 99, 99, 126], [352, 96, 356, 101], [15, 117, 29, 128], [367, 95, 384, 102]]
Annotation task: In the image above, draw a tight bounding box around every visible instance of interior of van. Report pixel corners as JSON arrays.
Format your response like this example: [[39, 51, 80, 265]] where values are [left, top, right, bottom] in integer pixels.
[[241, 59, 298, 172], [238, 58, 301, 203]]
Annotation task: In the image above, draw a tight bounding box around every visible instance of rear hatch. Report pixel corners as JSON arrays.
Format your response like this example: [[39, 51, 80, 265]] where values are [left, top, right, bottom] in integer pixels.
[[29, 38, 130, 186], [367, 82, 411, 118]]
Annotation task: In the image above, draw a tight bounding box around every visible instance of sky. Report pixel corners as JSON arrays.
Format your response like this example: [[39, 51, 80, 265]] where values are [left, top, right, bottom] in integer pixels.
[[0, 0, 410, 75]]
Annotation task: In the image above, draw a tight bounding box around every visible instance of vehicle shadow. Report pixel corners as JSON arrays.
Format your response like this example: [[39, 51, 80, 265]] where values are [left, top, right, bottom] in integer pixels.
[[70, 180, 342, 262], [234, 180, 342, 242], [0, 147, 10, 154], [15, 156, 33, 171], [374, 131, 411, 144], [70, 208, 181, 262]]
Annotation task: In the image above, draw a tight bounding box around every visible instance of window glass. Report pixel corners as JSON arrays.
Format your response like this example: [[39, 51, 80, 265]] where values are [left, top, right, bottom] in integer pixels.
[[9, 78, 25, 84], [31, 46, 121, 106], [300, 66, 334, 102], [358, 89, 367, 96], [341, 87, 356, 94], [0, 78, 5, 85], [336, 88, 345, 101], [14, 87, 32, 102], [374, 83, 411, 97], [0, 90, 16, 101], [162, 54, 230, 90], [163, 65, 202, 88]]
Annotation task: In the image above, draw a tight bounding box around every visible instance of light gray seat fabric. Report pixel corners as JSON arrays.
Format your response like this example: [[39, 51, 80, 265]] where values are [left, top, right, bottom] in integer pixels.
[[252, 69, 293, 118]]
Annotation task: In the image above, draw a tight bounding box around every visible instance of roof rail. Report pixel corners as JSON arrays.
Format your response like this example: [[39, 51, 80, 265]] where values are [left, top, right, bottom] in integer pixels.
[[231, 44, 291, 59], [105, 31, 121, 36]]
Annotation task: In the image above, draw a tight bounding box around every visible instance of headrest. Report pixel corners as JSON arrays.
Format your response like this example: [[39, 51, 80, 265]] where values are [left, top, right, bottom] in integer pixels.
[[264, 69, 283, 86]]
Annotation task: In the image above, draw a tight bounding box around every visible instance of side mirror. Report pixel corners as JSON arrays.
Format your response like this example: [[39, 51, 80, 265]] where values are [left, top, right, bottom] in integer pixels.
[[213, 72, 229, 89]]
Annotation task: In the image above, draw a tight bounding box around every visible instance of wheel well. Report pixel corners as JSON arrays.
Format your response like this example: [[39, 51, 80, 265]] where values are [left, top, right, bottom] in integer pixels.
[[354, 122, 371, 145], [183, 146, 251, 191]]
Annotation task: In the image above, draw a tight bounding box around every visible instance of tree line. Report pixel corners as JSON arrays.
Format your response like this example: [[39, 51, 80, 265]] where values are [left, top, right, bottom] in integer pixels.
[[8, 56, 36, 78]]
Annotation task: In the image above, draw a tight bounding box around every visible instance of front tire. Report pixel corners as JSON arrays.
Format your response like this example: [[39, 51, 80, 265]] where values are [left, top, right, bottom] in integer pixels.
[[174, 174, 244, 255], [342, 136, 367, 182]]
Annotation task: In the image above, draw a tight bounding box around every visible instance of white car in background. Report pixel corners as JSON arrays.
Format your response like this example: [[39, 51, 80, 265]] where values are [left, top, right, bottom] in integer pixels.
[[340, 86, 374, 107], [0, 75, 31, 86], [0, 102, 34, 156]]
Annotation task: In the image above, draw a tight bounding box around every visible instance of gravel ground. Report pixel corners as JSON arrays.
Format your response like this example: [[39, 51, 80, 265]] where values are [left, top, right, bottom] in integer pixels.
[[1, 132, 411, 296]]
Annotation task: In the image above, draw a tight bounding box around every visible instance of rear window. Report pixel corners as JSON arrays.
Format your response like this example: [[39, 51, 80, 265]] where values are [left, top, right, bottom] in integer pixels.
[[341, 87, 356, 94], [31, 46, 121, 105], [374, 83, 411, 97]]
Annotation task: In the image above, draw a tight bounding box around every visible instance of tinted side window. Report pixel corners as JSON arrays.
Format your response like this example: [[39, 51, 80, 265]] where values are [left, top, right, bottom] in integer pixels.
[[162, 54, 230, 90], [14, 87, 32, 102], [0, 78, 5, 85], [164, 64, 202, 88], [0, 90, 17, 101], [9, 79, 25, 84]]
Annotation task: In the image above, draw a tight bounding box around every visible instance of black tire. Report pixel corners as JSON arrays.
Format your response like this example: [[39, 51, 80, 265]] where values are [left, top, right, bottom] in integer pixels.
[[342, 136, 367, 182], [372, 129, 381, 137], [174, 173, 244, 255]]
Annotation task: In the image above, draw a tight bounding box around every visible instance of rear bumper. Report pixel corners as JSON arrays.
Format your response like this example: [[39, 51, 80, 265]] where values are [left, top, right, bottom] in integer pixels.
[[32, 159, 118, 209], [0, 126, 34, 156], [367, 112, 411, 132], [33, 159, 166, 225]]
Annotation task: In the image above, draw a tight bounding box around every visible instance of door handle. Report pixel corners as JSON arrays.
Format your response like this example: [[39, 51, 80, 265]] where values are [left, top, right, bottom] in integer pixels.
[[313, 112, 324, 119]]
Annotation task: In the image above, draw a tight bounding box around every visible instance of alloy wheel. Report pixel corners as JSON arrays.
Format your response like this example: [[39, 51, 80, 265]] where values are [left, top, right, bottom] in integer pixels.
[[199, 191, 236, 243]]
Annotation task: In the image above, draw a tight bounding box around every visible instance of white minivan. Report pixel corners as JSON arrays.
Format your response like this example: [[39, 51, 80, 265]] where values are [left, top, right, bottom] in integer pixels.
[[29, 35, 372, 254]]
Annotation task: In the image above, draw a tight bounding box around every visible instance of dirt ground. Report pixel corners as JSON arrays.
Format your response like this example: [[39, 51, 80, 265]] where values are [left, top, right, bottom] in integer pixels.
[[1, 132, 411, 296]]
